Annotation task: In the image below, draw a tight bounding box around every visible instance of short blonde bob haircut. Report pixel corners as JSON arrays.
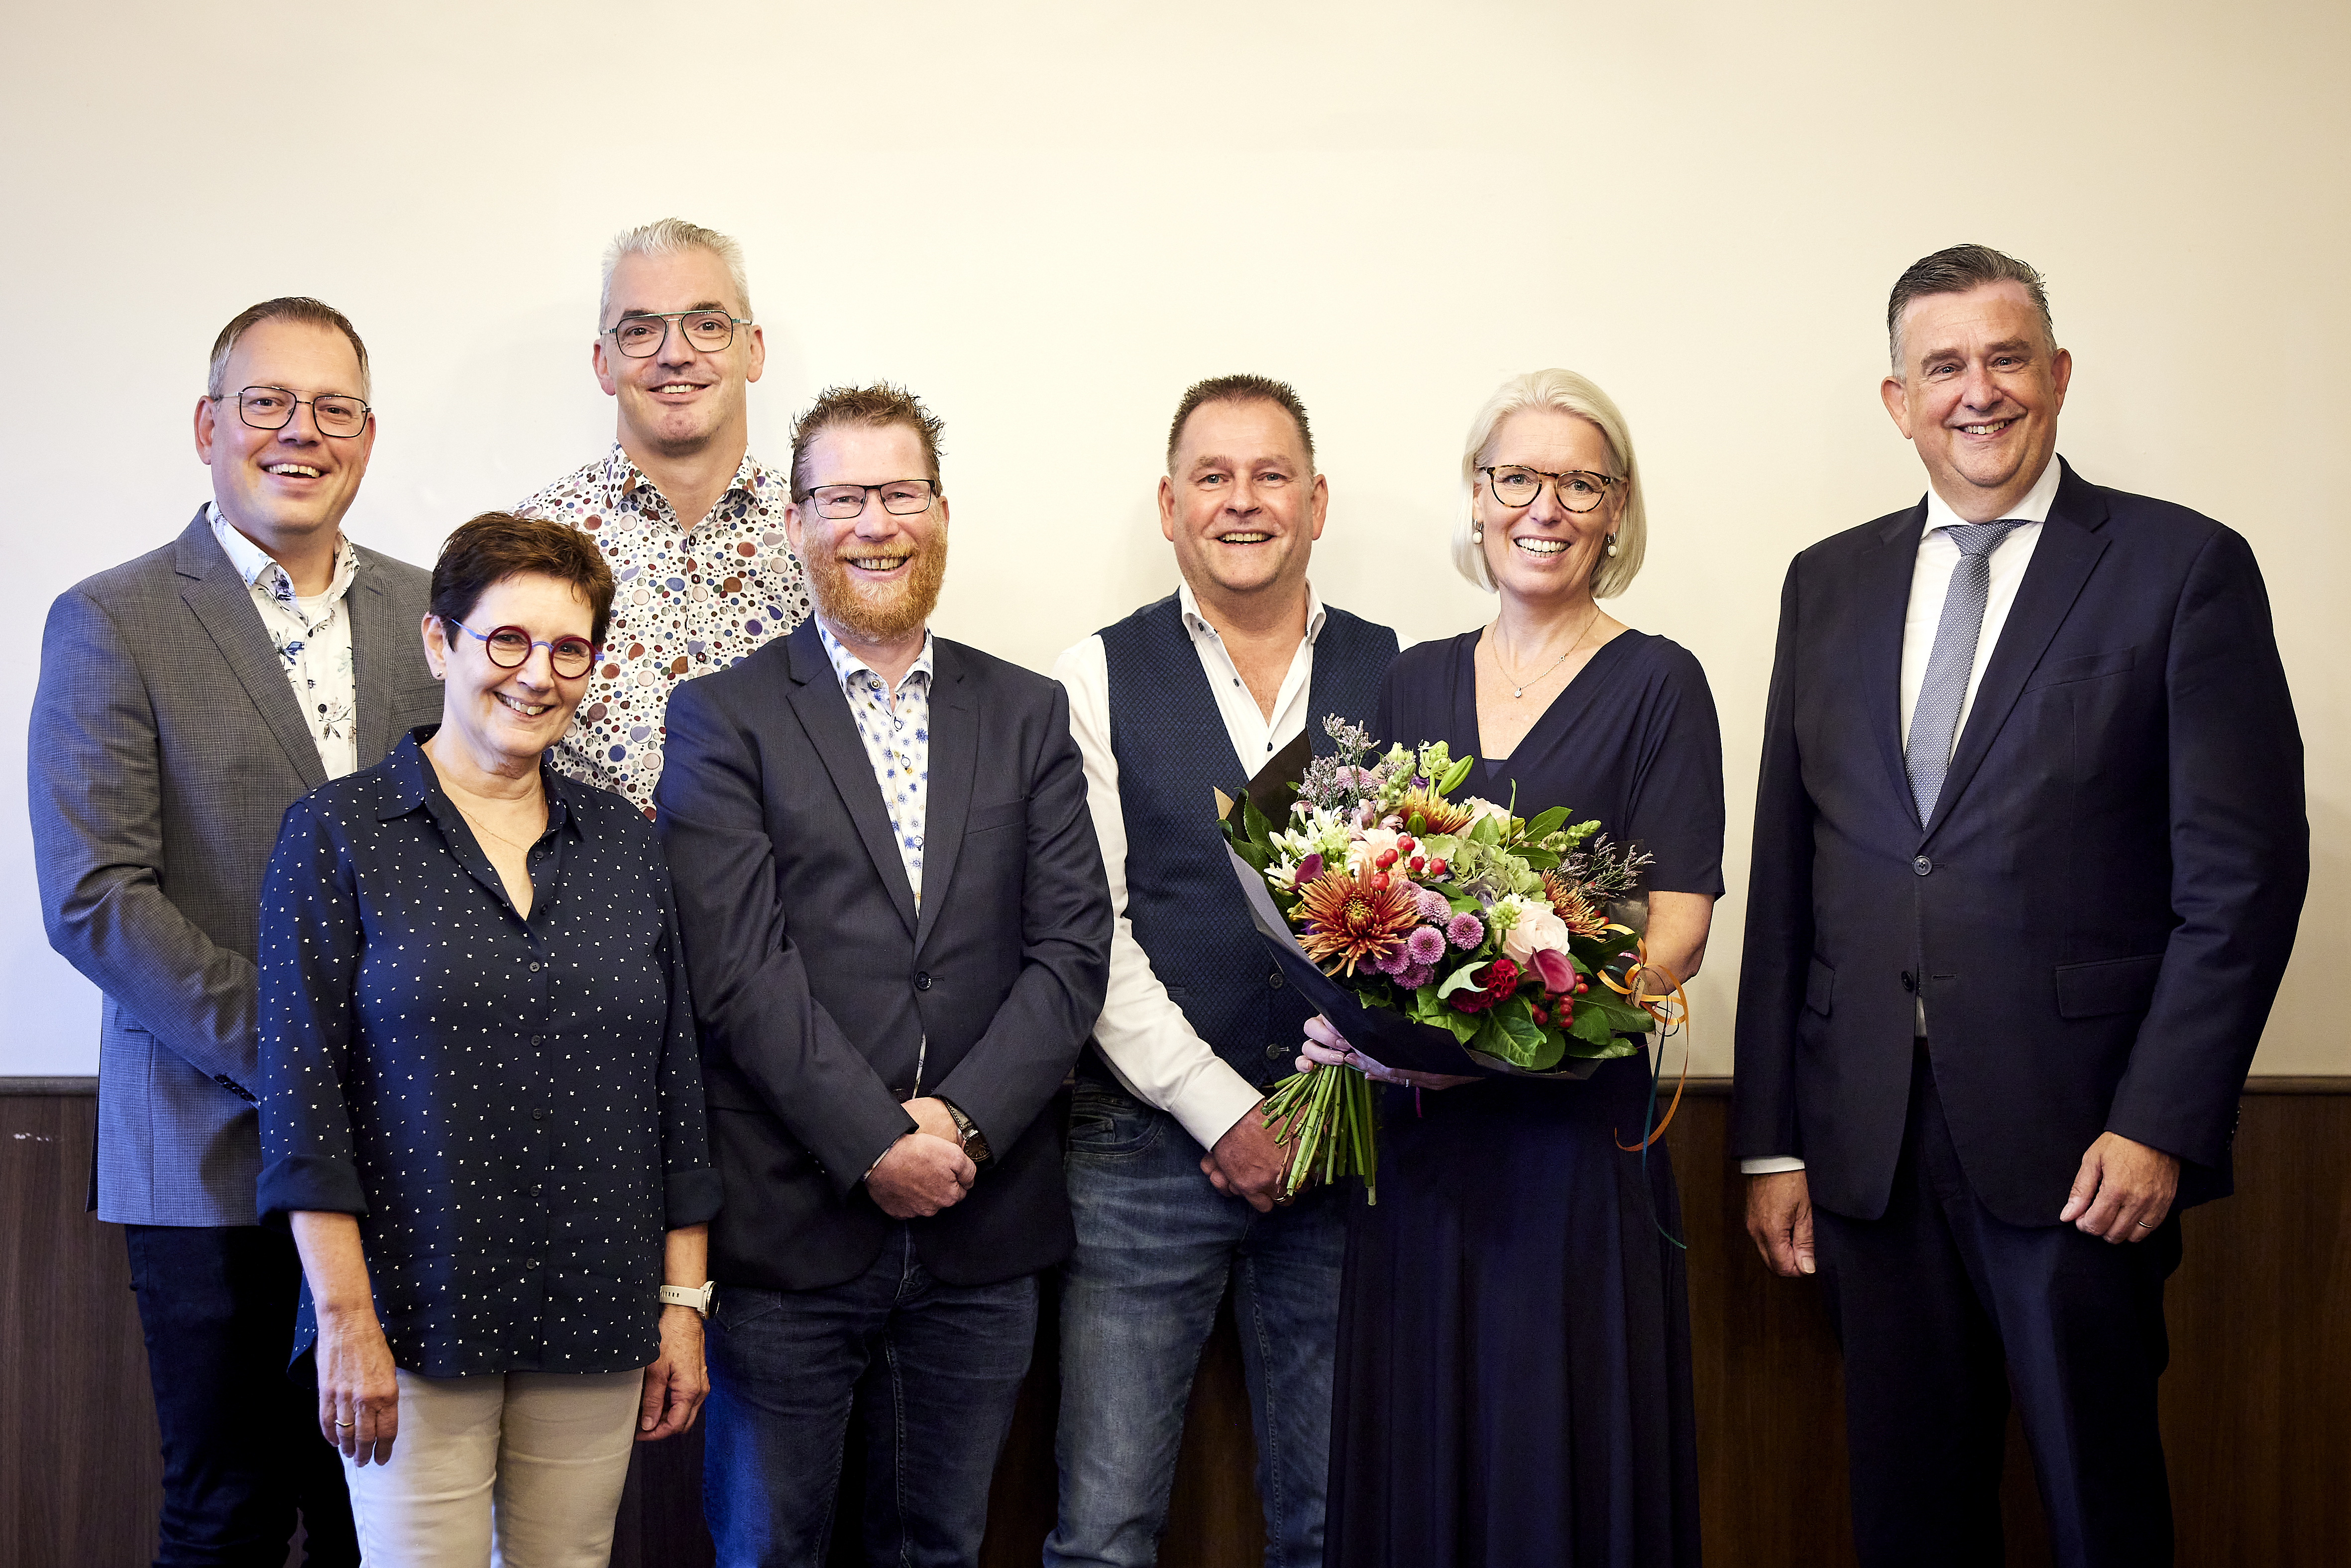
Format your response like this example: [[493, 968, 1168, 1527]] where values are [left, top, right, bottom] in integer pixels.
[[1452, 368, 1647, 600]]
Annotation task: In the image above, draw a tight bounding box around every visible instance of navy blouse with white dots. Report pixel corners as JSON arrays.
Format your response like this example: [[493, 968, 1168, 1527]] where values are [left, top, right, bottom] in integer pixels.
[[256, 728, 721, 1378]]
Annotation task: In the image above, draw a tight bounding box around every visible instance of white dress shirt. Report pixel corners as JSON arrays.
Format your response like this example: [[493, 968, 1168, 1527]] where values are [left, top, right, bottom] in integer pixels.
[[1051, 581, 1329, 1153], [1742, 460, 2063, 1176], [208, 505, 361, 780]]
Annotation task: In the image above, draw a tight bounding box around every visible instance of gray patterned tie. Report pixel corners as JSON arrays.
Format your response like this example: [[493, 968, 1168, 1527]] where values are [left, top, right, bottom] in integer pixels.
[[1905, 521, 2023, 826]]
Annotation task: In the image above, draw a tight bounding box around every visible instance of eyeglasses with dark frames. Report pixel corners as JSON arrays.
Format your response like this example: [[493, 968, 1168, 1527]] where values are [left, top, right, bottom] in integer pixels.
[[794, 479, 939, 520], [207, 386, 371, 438], [444, 619, 598, 679], [602, 309, 753, 358], [1479, 465, 1623, 514]]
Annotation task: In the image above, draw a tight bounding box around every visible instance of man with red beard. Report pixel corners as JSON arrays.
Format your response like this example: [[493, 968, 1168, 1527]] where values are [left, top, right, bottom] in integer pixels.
[[656, 384, 1111, 1567]]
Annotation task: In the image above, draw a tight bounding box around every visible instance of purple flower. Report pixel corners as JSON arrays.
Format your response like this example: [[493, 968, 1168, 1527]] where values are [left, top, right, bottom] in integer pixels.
[[1397, 962, 1436, 990], [1417, 888, 1451, 921], [1406, 925, 1446, 965], [1297, 853, 1324, 884], [1446, 911, 1485, 949], [1374, 942, 1413, 976]]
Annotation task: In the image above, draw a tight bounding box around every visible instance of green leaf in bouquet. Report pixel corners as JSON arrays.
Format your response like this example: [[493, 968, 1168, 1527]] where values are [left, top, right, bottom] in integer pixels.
[[1521, 806, 1570, 841], [1468, 813, 1504, 847], [1566, 1005, 1624, 1048], [1580, 989, 1657, 1033], [1496, 1005, 1563, 1071], [1516, 848, 1561, 872], [1239, 790, 1277, 853], [1436, 960, 1491, 999]]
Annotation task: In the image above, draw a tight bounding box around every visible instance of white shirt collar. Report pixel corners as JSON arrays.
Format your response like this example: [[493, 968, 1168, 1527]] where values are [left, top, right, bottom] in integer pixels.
[[1921, 456, 2064, 537], [207, 503, 356, 602], [815, 617, 934, 694], [1177, 578, 1327, 646]]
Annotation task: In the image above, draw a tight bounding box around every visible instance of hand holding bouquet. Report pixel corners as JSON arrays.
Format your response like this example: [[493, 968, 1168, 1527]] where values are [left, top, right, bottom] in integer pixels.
[[1223, 718, 1664, 1202]]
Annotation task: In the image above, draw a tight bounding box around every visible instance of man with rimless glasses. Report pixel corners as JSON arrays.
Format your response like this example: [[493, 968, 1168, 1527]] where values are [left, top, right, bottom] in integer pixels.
[[518, 217, 810, 818], [30, 297, 444, 1566]]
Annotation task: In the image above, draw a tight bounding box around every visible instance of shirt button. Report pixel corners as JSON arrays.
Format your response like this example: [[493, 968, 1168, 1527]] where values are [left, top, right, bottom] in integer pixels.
[[533, 1107, 550, 1121], [1913, 856, 1932, 877], [915, 972, 933, 991], [528, 961, 542, 972], [1265, 1043, 1285, 1060], [1267, 972, 1284, 990]]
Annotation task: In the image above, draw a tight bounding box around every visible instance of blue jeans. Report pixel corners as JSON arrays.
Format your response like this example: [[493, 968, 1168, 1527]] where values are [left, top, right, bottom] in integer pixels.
[[702, 1225, 1038, 1568], [1045, 1076, 1344, 1568]]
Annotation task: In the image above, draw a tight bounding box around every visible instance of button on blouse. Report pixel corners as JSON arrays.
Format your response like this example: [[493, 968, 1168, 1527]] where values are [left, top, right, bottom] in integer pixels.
[[256, 729, 721, 1377]]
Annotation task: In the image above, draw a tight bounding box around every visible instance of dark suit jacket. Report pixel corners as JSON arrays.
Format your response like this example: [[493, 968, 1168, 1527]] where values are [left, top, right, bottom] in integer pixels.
[[657, 619, 1112, 1290], [1732, 460, 2307, 1227], [30, 510, 442, 1226]]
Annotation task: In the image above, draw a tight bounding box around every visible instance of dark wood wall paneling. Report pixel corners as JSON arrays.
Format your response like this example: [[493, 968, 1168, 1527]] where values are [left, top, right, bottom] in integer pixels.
[[8, 1079, 2347, 1568]]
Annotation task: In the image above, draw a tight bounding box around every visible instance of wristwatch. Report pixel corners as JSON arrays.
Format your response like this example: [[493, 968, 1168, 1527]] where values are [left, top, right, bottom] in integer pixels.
[[659, 1281, 715, 1318], [940, 1099, 991, 1166]]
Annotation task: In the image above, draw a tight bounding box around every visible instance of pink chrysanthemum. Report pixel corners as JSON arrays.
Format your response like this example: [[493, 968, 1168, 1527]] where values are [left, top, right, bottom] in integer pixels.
[[1374, 942, 1413, 976], [1417, 887, 1451, 921], [1396, 962, 1436, 990], [1406, 925, 1446, 965], [1445, 911, 1485, 949]]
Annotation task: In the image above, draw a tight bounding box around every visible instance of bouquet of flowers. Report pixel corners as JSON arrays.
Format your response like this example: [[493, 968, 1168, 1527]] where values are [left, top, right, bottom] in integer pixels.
[[1221, 717, 1664, 1203]]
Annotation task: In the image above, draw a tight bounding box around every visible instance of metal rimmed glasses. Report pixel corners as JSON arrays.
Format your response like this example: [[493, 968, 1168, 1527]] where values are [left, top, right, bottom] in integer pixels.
[[795, 479, 940, 520], [602, 309, 753, 357], [1480, 465, 1623, 514], [208, 386, 371, 438], [444, 619, 597, 679]]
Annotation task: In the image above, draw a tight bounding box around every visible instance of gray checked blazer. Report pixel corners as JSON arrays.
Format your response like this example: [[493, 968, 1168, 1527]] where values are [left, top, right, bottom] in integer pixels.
[[30, 509, 444, 1226]]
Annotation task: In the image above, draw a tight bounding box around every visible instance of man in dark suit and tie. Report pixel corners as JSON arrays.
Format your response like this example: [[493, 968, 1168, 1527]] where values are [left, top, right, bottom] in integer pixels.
[[30, 297, 444, 1565], [656, 383, 1112, 1567], [1733, 244, 2307, 1566]]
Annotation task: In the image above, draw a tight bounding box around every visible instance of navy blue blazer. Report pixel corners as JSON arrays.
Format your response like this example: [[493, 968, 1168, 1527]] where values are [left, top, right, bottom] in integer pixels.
[[1732, 459, 2307, 1227], [656, 620, 1112, 1290]]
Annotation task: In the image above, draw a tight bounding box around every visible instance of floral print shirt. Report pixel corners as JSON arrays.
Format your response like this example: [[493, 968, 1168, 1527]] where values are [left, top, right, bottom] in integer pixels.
[[517, 444, 810, 817], [208, 505, 360, 779], [816, 619, 934, 906]]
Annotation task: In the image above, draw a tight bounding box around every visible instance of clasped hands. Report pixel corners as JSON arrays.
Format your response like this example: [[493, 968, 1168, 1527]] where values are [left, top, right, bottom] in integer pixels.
[[866, 1096, 978, 1219], [1744, 1129, 2182, 1279]]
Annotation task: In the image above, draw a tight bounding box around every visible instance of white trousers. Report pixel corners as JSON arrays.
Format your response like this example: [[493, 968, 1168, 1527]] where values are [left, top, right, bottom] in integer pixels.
[[342, 1367, 643, 1567]]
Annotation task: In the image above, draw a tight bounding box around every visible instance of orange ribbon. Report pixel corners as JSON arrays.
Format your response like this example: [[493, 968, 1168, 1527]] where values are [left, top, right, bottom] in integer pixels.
[[1600, 938, 1691, 1152]]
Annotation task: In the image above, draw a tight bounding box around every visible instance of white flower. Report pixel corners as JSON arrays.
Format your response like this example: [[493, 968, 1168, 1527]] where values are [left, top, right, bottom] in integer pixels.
[[1460, 796, 1515, 830], [1499, 900, 1572, 969], [1344, 826, 1403, 875]]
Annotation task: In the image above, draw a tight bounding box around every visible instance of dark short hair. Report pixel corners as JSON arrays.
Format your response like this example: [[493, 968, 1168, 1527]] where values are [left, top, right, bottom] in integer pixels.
[[1165, 373, 1315, 473], [789, 384, 946, 497], [208, 297, 371, 398], [431, 512, 617, 649], [1886, 244, 2056, 370]]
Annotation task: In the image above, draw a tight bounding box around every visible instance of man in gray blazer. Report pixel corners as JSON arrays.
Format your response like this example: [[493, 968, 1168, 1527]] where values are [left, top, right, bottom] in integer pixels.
[[29, 297, 443, 1567]]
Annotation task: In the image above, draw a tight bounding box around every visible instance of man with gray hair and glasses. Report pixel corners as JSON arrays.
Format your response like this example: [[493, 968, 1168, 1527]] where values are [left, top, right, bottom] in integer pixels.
[[519, 217, 810, 816], [31, 296, 444, 1565], [1734, 243, 2306, 1565]]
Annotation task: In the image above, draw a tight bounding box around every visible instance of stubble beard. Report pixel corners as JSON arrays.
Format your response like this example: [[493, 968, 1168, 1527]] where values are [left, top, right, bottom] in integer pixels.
[[806, 531, 949, 645]]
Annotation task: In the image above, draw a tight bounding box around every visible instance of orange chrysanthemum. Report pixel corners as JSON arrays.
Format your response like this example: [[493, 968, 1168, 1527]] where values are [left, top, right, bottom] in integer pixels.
[[1294, 866, 1422, 977], [1391, 787, 1474, 837], [1541, 871, 1612, 938]]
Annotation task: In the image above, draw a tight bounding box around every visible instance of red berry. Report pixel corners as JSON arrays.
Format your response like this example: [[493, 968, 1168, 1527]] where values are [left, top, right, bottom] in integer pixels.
[[1376, 848, 1398, 870], [1396, 835, 1417, 855], [1408, 856, 1426, 873], [1429, 858, 1449, 877], [1371, 872, 1389, 891], [1530, 1006, 1548, 1026]]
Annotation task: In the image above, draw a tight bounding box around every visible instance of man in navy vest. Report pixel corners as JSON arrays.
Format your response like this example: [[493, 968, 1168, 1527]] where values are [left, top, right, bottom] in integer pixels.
[[1045, 376, 1398, 1568]]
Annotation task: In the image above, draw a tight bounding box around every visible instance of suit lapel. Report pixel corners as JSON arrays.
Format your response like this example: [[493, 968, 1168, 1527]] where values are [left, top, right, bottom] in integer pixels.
[[784, 623, 919, 939], [172, 513, 327, 792], [1925, 461, 2111, 838], [913, 648, 976, 959], [345, 550, 404, 769], [1859, 502, 1927, 819]]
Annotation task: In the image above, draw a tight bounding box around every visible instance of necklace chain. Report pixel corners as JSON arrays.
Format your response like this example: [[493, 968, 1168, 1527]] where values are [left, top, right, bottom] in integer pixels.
[[1492, 602, 1603, 699]]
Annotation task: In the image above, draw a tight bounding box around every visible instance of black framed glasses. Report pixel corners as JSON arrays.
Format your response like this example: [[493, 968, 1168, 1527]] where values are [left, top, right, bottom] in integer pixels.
[[208, 385, 371, 438], [445, 619, 597, 679], [602, 309, 752, 357], [795, 479, 939, 520], [1480, 465, 1623, 514]]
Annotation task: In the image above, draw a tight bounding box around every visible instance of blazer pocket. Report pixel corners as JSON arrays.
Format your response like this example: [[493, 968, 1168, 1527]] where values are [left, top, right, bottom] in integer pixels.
[[2023, 646, 2135, 692], [1804, 957, 1835, 1017], [966, 799, 1025, 834], [2054, 953, 2164, 1018]]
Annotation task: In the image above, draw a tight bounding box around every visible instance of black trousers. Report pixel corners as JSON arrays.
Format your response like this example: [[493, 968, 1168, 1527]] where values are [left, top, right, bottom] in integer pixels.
[[123, 1224, 357, 1568], [1811, 1048, 2182, 1568]]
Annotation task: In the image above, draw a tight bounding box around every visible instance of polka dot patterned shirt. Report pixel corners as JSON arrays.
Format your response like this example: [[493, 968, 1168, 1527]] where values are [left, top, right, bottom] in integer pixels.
[[816, 620, 933, 905], [256, 729, 721, 1377]]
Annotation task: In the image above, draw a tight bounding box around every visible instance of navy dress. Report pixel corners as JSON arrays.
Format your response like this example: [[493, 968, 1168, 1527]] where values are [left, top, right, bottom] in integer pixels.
[[1324, 630, 1723, 1568]]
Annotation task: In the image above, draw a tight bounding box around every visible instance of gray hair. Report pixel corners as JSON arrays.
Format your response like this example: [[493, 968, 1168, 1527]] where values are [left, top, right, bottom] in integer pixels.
[[1452, 369, 1647, 600], [599, 218, 752, 328], [1887, 243, 2056, 371]]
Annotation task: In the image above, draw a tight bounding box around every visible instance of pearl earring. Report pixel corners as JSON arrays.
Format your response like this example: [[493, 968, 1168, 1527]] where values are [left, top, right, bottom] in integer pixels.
[[1604, 535, 1619, 558], [1471, 518, 1483, 543]]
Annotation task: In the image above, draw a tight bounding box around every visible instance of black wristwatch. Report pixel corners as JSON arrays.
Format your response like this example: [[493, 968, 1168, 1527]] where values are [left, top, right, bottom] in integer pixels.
[[940, 1099, 991, 1166]]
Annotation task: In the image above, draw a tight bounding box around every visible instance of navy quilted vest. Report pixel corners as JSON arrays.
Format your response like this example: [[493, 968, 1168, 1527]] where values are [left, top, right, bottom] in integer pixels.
[[1099, 594, 1397, 1089]]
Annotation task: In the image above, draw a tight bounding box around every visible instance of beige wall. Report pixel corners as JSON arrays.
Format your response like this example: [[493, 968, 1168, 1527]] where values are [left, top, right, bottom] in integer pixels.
[[2, 0, 2342, 1074]]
